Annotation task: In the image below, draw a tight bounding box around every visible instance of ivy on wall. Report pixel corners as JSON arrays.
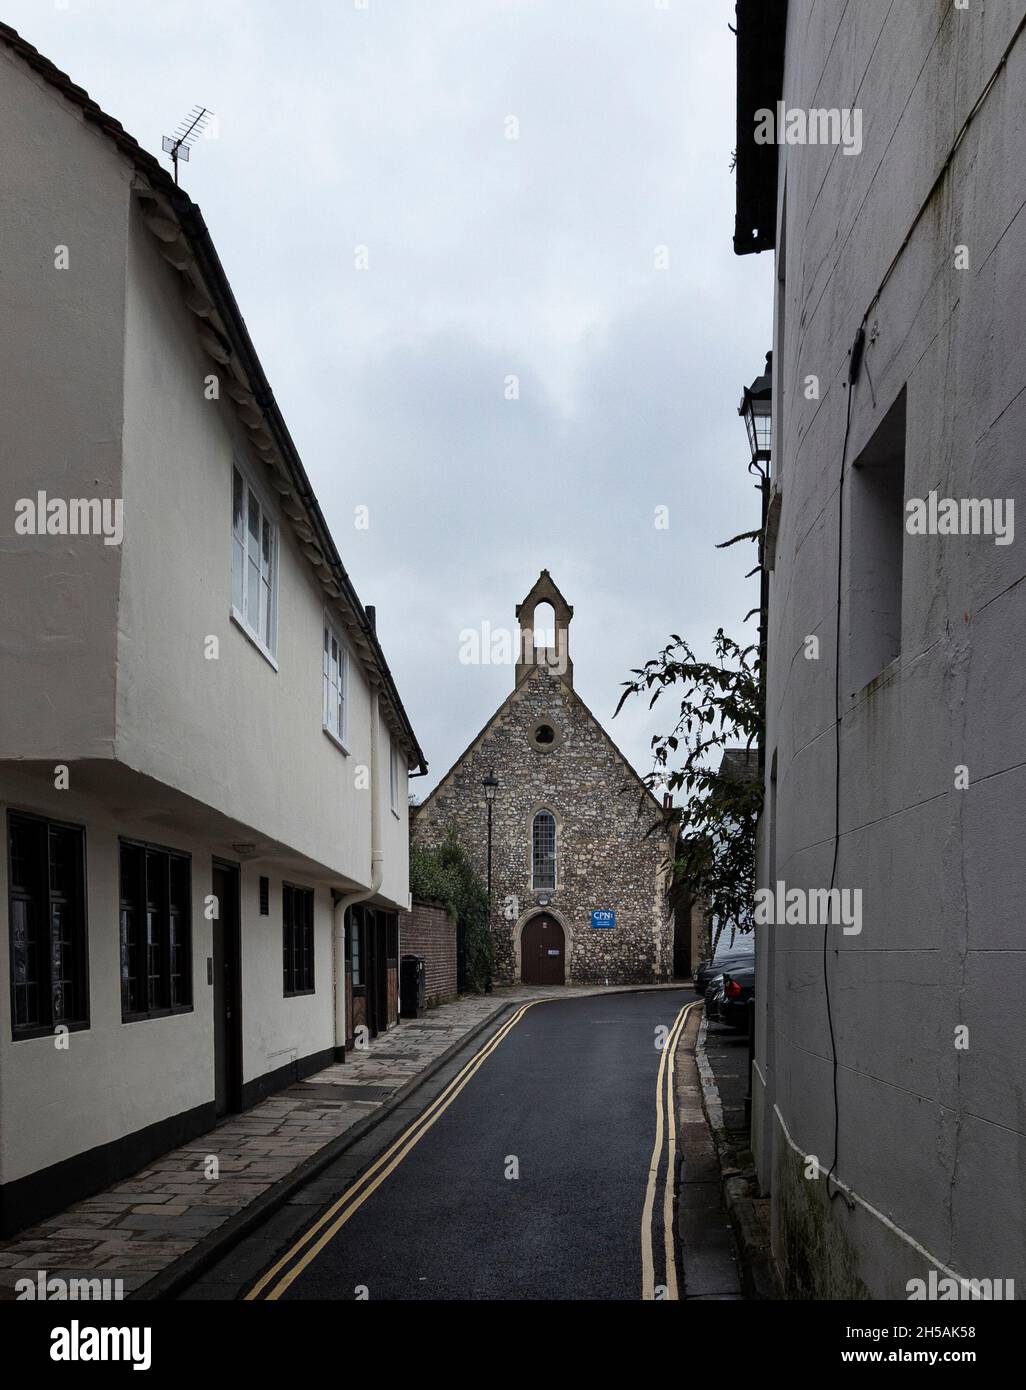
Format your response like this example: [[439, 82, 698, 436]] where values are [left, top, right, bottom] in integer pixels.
[[409, 833, 493, 993]]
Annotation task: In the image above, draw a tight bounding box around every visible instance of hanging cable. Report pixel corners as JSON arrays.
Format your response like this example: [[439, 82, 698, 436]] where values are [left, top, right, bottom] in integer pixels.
[[822, 326, 864, 1210]]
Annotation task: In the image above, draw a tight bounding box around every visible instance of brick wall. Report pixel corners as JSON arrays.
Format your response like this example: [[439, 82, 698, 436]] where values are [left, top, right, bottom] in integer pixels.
[[403, 901, 458, 1005]]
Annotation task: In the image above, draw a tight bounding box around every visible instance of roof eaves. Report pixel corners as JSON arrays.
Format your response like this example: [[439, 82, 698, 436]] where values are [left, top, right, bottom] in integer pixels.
[[733, 0, 788, 256]]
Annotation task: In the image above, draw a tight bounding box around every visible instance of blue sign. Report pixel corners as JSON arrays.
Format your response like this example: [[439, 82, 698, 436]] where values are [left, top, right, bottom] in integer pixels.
[[591, 909, 616, 929]]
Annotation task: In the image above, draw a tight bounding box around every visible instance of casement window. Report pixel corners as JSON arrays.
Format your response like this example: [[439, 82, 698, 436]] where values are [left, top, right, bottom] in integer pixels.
[[119, 840, 192, 1022], [323, 620, 349, 748], [283, 883, 314, 996], [231, 463, 278, 661], [389, 736, 400, 816], [7, 813, 88, 1039], [532, 810, 556, 890]]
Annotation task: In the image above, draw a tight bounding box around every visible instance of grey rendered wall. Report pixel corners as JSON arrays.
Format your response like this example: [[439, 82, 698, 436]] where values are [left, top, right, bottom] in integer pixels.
[[757, 0, 1026, 1295]]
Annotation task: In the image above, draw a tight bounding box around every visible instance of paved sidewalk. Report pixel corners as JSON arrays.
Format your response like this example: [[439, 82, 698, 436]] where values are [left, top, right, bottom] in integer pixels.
[[0, 982, 679, 1299], [674, 1003, 743, 1299], [694, 1011, 778, 1298]]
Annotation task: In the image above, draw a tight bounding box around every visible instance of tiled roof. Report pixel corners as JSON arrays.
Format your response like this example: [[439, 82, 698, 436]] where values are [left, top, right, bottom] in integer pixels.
[[719, 747, 760, 784]]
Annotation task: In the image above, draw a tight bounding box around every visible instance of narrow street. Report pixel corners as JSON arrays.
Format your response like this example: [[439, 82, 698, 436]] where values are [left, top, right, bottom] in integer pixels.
[[3, 0, 1021, 1362], [190, 991, 694, 1301]]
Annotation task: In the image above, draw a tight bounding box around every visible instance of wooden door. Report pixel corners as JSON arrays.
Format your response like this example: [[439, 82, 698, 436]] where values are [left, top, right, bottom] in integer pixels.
[[521, 914, 565, 985]]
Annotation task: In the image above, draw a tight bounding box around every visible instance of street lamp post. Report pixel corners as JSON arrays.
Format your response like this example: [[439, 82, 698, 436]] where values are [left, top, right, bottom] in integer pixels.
[[738, 350, 773, 469], [482, 772, 498, 994], [738, 354, 773, 1128]]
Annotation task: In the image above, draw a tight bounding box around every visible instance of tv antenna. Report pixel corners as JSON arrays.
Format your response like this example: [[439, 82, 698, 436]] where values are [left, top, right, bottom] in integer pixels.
[[162, 105, 213, 185]]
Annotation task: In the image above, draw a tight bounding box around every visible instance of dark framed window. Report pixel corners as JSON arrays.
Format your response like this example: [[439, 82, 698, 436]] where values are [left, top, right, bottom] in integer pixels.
[[532, 810, 557, 889], [8, 812, 89, 1039], [283, 883, 314, 996], [119, 839, 192, 1021]]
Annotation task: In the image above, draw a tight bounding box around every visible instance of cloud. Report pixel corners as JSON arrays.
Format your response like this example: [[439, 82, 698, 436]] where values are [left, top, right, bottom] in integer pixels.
[[6, 0, 772, 790]]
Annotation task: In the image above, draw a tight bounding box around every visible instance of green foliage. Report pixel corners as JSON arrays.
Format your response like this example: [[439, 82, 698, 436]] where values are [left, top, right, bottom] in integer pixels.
[[615, 628, 763, 938], [409, 833, 493, 992]]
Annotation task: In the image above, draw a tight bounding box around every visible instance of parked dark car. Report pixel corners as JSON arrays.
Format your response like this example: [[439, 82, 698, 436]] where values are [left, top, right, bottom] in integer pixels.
[[694, 940, 754, 996], [704, 976, 725, 1022], [719, 962, 755, 1031]]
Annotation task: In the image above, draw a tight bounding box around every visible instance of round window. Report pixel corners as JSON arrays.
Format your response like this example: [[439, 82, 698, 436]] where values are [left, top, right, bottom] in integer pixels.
[[530, 720, 561, 751]]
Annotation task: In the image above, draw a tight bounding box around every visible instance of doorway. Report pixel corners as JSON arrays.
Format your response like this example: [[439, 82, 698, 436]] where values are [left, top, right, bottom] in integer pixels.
[[521, 913, 566, 985], [212, 860, 242, 1116], [673, 891, 693, 980]]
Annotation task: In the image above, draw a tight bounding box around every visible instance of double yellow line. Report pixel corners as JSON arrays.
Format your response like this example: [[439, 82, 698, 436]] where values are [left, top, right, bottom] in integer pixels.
[[245, 1000, 541, 1300], [640, 999, 697, 1300]]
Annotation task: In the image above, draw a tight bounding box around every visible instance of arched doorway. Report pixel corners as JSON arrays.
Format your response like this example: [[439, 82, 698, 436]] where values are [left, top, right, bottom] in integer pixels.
[[521, 913, 566, 985]]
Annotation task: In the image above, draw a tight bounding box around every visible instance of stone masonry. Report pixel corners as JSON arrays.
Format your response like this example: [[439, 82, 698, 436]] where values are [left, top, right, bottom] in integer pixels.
[[414, 573, 675, 985]]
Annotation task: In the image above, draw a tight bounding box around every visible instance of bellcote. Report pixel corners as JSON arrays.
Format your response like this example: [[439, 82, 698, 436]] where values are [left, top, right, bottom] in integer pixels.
[[515, 570, 573, 689]]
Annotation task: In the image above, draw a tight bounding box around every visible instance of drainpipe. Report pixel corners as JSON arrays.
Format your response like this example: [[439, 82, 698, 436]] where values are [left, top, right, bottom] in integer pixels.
[[332, 690, 385, 1059]]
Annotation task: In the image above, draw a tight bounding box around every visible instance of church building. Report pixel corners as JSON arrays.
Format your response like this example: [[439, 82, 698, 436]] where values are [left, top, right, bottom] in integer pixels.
[[413, 573, 677, 986]]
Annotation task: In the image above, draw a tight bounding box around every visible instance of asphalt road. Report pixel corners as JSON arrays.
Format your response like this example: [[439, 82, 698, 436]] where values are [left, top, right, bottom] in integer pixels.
[[241, 989, 691, 1301]]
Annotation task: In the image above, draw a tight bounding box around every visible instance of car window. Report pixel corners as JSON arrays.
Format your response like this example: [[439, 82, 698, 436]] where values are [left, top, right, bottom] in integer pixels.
[[713, 943, 754, 962]]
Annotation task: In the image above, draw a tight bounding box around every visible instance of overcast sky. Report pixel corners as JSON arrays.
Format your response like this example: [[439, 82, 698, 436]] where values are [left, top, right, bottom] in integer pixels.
[[8, 0, 772, 793]]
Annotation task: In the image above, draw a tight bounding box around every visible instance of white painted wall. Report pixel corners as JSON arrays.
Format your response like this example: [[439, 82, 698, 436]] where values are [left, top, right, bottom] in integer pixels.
[[0, 48, 414, 909], [0, 51, 129, 761], [756, 0, 1026, 1294], [378, 716, 411, 909], [0, 50, 418, 1194], [117, 201, 383, 894], [238, 869, 334, 1086], [0, 770, 212, 1185], [0, 766, 340, 1182]]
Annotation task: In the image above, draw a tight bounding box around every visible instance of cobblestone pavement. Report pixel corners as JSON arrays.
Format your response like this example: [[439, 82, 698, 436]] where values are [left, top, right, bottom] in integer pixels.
[[0, 982, 681, 1299]]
